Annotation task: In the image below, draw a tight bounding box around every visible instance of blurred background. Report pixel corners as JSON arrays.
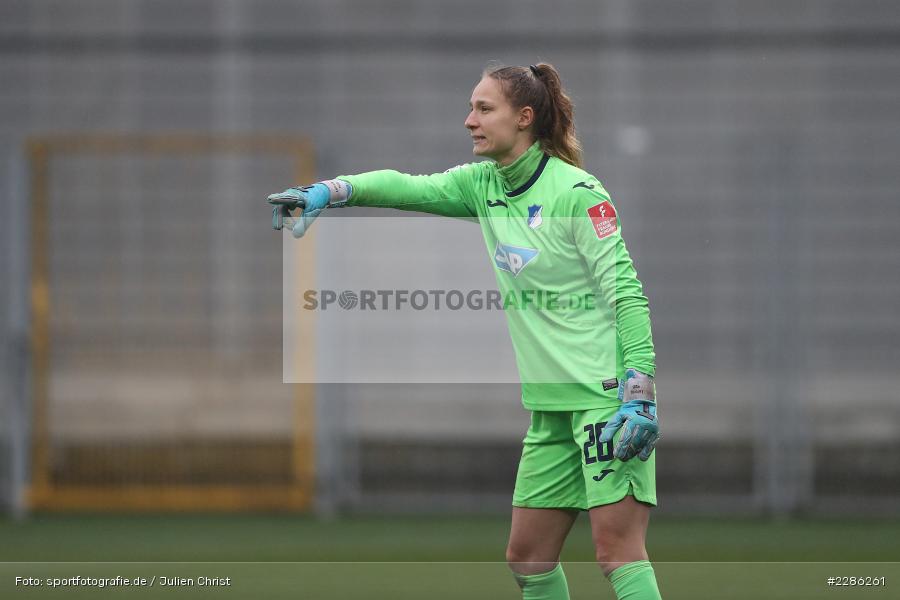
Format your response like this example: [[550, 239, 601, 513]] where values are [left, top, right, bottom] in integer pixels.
[[1, 0, 899, 595]]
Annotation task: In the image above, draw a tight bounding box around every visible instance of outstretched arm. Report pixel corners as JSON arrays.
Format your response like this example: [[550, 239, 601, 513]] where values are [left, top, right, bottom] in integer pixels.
[[338, 165, 481, 219], [268, 163, 483, 237]]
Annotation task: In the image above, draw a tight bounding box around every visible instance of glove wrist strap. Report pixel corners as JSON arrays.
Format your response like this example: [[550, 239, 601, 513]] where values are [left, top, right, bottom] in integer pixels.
[[622, 368, 656, 403], [319, 179, 353, 207]]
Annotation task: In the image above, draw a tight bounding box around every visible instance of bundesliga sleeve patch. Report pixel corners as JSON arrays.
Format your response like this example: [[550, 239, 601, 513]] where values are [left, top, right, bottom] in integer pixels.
[[586, 201, 618, 239]]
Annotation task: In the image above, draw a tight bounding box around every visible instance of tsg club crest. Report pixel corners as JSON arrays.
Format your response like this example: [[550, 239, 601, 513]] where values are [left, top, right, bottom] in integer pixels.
[[527, 204, 543, 229], [493, 242, 539, 277]]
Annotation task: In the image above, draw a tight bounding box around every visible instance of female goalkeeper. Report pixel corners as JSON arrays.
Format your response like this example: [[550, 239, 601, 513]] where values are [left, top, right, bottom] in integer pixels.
[[268, 63, 662, 600]]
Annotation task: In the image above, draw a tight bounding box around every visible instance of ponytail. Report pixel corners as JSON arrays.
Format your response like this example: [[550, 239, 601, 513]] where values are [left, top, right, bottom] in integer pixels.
[[485, 62, 583, 168]]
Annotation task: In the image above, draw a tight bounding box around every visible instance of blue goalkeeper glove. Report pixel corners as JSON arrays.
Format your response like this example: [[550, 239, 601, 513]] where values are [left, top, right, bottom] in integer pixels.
[[267, 179, 352, 238], [598, 368, 660, 461], [267, 183, 329, 238]]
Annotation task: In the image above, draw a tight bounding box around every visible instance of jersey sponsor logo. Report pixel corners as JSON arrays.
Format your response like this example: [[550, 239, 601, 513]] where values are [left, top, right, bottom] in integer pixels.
[[587, 201, 618, 239], [487, 198, 508, 208], [527, 204, 543, 229], [602, 378, 619, 391], [573, 181, 595, 190], [493, 242, 539, 276]]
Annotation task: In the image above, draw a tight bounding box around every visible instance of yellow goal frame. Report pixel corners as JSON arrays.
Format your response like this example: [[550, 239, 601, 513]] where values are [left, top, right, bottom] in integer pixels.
[[27, 134, 317, 511]]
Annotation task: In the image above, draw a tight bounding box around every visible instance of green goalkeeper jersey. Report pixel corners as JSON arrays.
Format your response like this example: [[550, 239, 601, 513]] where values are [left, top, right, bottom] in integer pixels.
[[339, 141, 655, 410]]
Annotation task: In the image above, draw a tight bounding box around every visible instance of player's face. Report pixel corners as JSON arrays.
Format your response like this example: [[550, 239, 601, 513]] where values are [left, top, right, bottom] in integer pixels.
[[465, 77, 524, 165]]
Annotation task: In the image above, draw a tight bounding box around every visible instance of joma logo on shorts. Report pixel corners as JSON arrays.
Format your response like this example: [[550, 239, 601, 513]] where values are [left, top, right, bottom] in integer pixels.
[[592, 469, 615, 482]]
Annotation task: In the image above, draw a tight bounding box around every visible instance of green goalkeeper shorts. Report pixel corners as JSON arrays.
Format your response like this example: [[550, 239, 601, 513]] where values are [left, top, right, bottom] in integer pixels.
[[512, 407, 657, 510]]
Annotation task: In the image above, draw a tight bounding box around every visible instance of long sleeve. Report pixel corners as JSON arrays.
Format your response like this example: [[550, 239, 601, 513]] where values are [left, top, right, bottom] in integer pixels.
[[571, 187, 656, 377], [337, 162, 484, 219]]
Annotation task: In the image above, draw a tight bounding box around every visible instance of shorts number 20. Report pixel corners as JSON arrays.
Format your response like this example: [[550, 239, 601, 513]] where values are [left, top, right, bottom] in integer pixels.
[[583, 422, 614, 465]]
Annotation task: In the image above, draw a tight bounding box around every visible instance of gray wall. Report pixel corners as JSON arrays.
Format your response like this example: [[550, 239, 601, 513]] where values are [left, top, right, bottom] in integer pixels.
[[2, 0, 900, 515]]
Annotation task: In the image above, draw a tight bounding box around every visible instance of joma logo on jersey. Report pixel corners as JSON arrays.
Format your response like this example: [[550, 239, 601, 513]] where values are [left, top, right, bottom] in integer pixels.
[[493, 242, 539, 276]]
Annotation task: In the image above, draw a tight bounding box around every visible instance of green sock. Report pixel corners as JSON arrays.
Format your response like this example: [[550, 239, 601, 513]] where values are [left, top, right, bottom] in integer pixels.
[[512, 563, 570, 600], [608, 560, 662, 600]]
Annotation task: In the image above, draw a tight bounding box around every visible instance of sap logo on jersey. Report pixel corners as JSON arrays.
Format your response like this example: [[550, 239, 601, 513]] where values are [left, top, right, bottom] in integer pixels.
[[493, 242, 539, 276]]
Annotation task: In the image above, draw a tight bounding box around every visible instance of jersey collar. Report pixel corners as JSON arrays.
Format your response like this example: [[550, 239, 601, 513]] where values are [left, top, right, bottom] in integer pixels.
[[496, 141, 550, 198]]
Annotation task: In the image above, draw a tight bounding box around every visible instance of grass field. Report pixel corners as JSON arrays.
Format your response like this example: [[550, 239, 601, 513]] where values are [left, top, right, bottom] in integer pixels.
[[2, 514, 898, 599]]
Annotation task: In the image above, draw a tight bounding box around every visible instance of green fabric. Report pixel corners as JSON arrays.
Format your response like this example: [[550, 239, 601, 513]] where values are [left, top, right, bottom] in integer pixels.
[[512, 563, 571, 600], [339, 142, 656, 410], [512, 408, 657, 510], [496, 139, 547, 191], [609, 560, 662, 600]]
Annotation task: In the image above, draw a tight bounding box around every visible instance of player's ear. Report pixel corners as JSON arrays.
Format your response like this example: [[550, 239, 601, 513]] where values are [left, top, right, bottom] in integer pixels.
[[517, 106, 535, 131]]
